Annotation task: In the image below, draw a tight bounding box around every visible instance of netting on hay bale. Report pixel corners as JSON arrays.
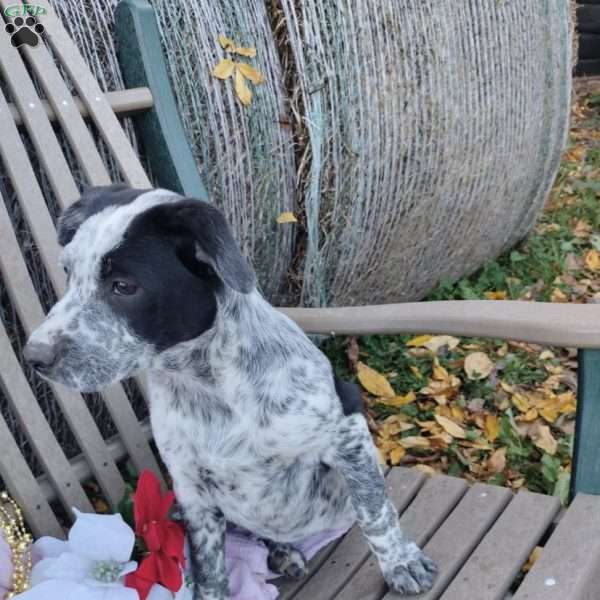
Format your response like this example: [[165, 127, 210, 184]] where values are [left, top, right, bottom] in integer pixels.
[[49, 0, 572, 308]]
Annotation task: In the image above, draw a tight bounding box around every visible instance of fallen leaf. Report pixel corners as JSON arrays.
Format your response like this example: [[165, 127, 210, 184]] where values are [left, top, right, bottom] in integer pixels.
[[523, 547, 543, 572], [234, 46, 257, 58], [512, 392, 530, 413], [421, 335, 460, 354], [406, 335, 432, 347], [390, 446, 406, 465], [585, 249, 600, 272], [484, 291, 508, 300], [484, 414, 500, 442], [488, 447, 507, 473], [550, 288, 568, 303], [357, 362, 395, 398], [379, 392, 417, 407], [573, 219, 591, 238], [218, 34, 235, 50], [530, 424, 558, 455], [234, 68, 252, 105], [435, 415, 466, 439], [212, 58, 235, 79], [414, 464, 436, 476], [236, 61, 265, 84], [409, 365, 423, 380], [464, 352, 494, 380], [399, 436, 431, 449], [276, 212, 298, 224]]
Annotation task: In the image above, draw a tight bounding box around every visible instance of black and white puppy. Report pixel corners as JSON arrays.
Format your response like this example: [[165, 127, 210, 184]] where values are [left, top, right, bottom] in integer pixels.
[[23, 185, 437, 598]]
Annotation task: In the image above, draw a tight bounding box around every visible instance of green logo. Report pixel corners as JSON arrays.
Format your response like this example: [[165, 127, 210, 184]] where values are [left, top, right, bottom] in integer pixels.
[[3, 4, 46, 17]]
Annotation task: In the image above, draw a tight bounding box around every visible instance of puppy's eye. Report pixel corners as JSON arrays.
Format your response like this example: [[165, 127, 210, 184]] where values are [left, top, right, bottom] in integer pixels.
[[62, 265, 69, 275], [112, 280, 138, 296]]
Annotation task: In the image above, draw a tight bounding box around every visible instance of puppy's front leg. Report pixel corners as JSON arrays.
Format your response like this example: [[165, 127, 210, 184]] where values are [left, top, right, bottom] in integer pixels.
[[331, 414, 437, 595], [183, 505, 229, 600]]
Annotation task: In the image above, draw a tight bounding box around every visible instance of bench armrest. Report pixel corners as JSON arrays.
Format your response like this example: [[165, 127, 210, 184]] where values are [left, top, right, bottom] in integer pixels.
[[280, 301, 600, 348]]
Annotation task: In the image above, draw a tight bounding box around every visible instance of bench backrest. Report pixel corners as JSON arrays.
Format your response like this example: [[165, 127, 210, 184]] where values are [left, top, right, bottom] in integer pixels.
[[0, 0, 161, 538]]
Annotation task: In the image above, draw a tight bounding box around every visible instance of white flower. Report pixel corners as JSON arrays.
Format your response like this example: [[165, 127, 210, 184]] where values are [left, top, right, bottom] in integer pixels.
[[16, 509, 138, 600]]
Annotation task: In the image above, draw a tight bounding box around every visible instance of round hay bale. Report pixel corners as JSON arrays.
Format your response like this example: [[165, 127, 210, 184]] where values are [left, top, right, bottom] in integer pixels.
[[49, 0, 572, 307]]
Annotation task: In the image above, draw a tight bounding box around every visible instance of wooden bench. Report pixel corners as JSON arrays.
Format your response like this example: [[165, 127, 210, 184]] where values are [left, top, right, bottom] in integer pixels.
[[0, 0, 600, 597]]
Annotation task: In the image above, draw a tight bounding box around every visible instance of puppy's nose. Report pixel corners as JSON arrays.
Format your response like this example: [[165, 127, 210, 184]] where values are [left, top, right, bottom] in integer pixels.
[[23, 341, 57, 371]]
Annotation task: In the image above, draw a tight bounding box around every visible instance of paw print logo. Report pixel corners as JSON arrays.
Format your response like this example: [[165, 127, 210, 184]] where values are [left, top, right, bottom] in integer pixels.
[[4, 16, 45, 48]]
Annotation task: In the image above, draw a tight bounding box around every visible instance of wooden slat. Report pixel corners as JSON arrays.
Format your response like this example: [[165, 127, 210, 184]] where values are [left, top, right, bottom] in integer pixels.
[[441, 491, 560, 600], [0, 25, 162, 486], [0, 413, 63, 539], [277, 466, 391, 600], [8, 89, 154, 127], [0, 101, 125, 508], [280, 301, 600, 349], [0, 18, 80, 206], [0, 320, 93, 513], [6, 3, 112, 189], [35, 0, 151, 188], [290, 468, 427, 600], [514, 494, 600, 599], [406, 483, 512, 600], [334, 474, 468, 600]]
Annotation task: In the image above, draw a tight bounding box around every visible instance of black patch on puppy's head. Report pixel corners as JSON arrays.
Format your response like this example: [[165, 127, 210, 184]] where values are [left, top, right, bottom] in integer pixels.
[[58, 184, 150, 246]]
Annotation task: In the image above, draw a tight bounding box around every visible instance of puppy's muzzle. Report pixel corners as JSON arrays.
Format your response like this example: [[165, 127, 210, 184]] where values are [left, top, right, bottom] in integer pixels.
[[23, 338, 67, 374]]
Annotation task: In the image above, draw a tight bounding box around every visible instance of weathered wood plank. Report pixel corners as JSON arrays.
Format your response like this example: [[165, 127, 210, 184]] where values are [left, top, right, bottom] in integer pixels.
[[289, 468, 427, 600], [11, 12, 112, 189], [35, 0, 151, 188], [441, 491, 560, 600], [280, 301, 600, 349], [277, 466, 392, 600], [571, 349, 600, 497], [335, 474, 468, 600], [0, 413, 63, 539], [8, 89, 154, 127], [406, 483, 512, 600], [513, 493, 600, 600], [0, 319, 93, 514], [0, 17, 80, 206]]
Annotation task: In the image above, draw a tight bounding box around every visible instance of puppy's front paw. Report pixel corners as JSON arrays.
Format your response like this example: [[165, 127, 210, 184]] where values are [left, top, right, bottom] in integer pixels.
[[383, 549, 437, 595]]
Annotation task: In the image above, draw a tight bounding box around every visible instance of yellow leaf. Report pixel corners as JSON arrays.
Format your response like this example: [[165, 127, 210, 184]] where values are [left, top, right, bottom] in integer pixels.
[[558, 391, 576, 415], [234, 46, 257, 58], [530, 424, 558, 455], [488, 447, 506, 473], [410, 365, 423, 380], [236, 61, 265, 84], [389, 446, 406, 465], [550, 288, 568, 303], [356, 362, 395, 398], [484, 414, 500, 442], [464, 352, 494, 380], [484, 291, 508, 300], [399, 436, 431, 449], [414, 464, 436, 476], [434, 415, 466, 439], [212, 58, 235, 80], [512, 392, 530, 413], [379, 392, 416, 407], [523, 547, 543, 573], [276, 212, 298, 224], [218, 34, 235, 50], [432, 357, 449, 381], [422, 335, 460, 353], [585, 249, 600, 272], [406, 335, 432, 347], [539, 350, 555, 360], [522, 408, 539, 422], [234, 68, 252, 105]]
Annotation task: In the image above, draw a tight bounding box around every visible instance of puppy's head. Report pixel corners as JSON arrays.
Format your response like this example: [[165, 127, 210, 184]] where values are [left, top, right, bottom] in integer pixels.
[[23, 184, 254, 392]]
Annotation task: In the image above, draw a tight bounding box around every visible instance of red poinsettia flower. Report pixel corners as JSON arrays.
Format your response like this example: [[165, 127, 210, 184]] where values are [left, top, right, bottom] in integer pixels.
[[125, 470, 186, 600]]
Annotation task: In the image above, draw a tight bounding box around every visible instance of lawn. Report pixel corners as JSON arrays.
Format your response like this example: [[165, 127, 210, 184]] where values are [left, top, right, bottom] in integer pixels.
[[322, 93, 600, 505]]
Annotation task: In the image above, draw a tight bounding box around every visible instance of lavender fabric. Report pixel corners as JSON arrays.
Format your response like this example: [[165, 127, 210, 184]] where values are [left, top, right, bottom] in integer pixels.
[[219, 527, 349, 600]]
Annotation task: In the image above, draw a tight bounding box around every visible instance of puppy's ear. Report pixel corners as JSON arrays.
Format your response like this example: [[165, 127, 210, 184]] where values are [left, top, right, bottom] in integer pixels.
[[57, 184, 149, 246], [142, 199, 255, 294]]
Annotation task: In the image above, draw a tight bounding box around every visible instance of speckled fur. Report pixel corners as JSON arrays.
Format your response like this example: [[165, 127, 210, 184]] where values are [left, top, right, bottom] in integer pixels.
[[26, 188, 437, 598]]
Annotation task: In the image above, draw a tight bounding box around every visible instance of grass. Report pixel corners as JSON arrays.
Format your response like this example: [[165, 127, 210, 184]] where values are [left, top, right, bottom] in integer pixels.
[[321, 94, 600, 503]]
